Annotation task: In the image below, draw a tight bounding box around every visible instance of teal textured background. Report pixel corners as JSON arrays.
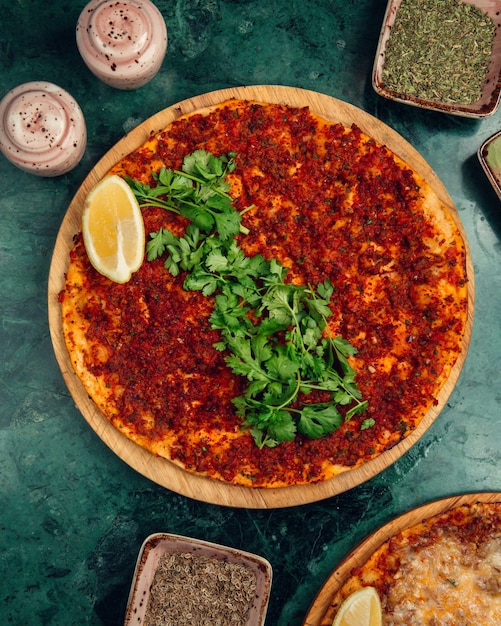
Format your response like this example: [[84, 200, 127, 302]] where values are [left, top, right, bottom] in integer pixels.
[[1, 1, 500, 624]]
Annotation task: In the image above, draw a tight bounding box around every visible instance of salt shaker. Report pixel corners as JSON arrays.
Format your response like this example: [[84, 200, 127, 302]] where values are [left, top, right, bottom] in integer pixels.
[[0, 81, 87, 177], [76, 0, 168, 90]]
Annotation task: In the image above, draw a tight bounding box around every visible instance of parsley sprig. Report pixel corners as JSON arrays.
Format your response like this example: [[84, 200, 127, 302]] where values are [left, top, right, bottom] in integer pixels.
[[125, 149, 249, 240], [126, 150, 369, 448]]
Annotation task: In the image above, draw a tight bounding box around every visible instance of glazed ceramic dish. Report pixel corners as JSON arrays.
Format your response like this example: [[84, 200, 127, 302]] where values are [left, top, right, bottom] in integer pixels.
[[373, 0, 501, 117], [124, 533, 273, 626], [478, 130, 501, 199]]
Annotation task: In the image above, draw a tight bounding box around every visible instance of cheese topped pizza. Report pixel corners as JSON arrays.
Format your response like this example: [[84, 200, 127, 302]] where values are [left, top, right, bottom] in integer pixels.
[[327, 501, 501, 625], [59, 99, 469, 488]]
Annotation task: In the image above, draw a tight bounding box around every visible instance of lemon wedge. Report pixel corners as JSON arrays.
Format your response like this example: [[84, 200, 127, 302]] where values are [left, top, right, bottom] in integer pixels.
[[82, 174, 145, 283], [332, 587, 382, 626]]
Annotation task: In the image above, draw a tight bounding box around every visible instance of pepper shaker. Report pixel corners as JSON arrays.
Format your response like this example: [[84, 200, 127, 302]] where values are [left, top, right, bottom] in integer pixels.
[[76, 0, 168, 90], [0, 81, 87, 176]]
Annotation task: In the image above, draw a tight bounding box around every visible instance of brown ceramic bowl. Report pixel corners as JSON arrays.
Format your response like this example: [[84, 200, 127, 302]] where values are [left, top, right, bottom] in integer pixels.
[[124, 533, 273, 625], [373, 0, 501, 117]]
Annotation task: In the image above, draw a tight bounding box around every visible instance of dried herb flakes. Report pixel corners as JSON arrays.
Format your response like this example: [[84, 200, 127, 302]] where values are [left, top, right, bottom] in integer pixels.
[[144, 552, 258, 626], [382, 0, 496, 105]]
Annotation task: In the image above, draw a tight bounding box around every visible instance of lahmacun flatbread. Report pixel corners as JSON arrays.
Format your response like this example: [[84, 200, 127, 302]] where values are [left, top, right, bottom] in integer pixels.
[[60, 99, 469, 487]]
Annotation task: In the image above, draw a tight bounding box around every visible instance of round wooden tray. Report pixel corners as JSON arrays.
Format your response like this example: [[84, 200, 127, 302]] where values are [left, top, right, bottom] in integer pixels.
[[47, 85, 474, 509], [303, 491, 500, 625]]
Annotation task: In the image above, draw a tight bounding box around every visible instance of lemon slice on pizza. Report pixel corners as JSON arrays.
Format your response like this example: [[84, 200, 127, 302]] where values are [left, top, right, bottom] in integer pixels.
[[332, 586, 382, 626], [82, 174, 145, 283]]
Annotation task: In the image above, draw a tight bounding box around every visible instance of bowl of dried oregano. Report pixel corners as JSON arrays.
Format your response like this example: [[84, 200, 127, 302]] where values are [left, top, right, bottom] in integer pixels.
[[373, 0, 501, 117]]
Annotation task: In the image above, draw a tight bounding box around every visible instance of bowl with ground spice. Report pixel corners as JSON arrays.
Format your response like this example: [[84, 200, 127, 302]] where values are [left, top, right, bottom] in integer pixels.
[[373, 0, 501, 117], [124, 533, 272, 626]]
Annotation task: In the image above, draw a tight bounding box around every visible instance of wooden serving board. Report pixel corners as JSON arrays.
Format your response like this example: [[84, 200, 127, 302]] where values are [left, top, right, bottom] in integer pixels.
[[47, 85, 474, 509], [303, 492, 501, 625]]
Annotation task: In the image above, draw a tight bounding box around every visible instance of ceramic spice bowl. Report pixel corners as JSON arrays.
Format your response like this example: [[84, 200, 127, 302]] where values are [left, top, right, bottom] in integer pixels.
[[373, 0, 501, 117], [478, 130, 501, 201], [124, 533, 273, 626]]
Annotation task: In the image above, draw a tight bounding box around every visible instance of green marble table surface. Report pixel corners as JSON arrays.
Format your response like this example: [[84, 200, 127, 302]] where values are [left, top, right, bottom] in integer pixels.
[[1, 0, 500, 624]]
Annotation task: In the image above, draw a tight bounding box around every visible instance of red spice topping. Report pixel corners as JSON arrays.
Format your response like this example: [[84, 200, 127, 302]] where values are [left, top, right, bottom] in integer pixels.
[[65, 102, 467, 486]]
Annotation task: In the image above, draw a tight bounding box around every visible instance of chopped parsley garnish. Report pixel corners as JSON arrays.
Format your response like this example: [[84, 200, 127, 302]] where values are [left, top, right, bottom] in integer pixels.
[[126, 150, 369, 448]]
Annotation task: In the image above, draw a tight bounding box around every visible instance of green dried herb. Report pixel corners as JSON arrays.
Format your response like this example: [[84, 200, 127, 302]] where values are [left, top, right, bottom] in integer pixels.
[[382, 0, 496, 105]]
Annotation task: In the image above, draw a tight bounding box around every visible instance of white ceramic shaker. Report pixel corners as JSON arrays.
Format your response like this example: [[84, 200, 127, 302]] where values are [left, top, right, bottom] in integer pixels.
[[76, 0, 168, 89], [0, 81, 87, 176]]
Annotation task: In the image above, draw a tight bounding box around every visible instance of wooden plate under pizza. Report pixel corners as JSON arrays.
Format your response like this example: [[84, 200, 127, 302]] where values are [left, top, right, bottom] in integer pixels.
[[48, 85, 474, 509], [303, 492, 501, 625]]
